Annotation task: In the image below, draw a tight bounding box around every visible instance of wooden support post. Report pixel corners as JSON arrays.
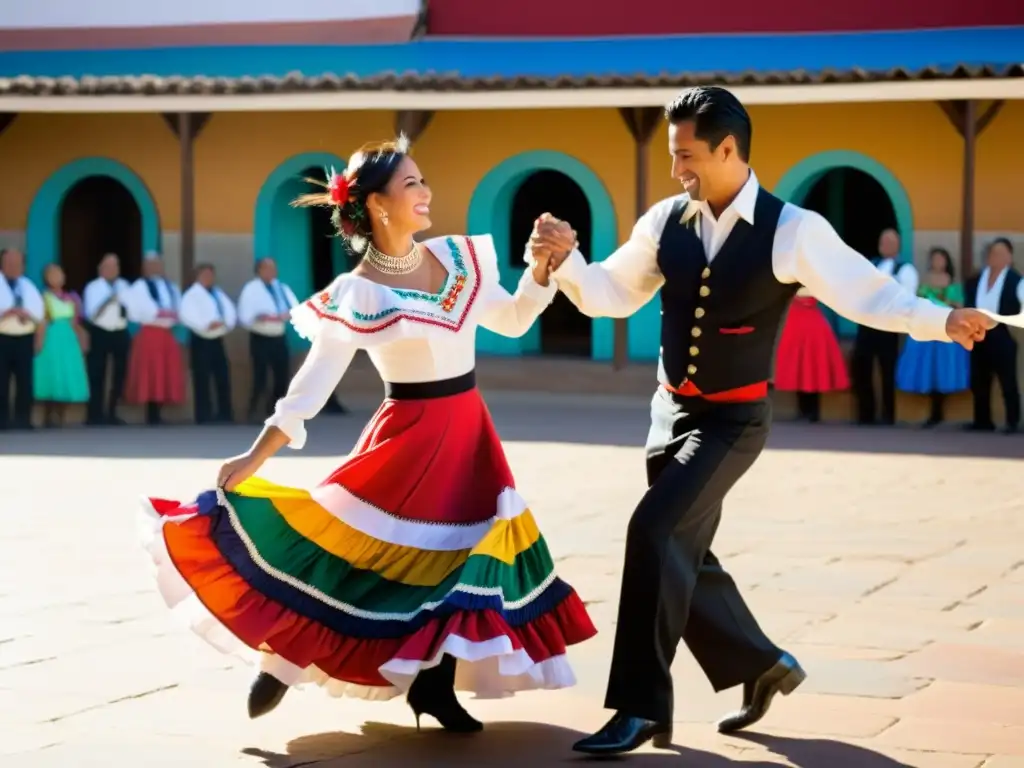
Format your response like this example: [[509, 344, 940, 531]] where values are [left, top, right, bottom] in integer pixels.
[[394, 110, 435, 144], [0, 113, 17, 138], [162, 113, 211, 282], [616, 106, 662, 370], [937, 100, 1004, 280]]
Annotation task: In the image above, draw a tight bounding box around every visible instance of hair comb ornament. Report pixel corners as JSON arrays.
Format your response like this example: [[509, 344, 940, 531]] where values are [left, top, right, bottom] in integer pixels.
[[395, 132, 410, 154]]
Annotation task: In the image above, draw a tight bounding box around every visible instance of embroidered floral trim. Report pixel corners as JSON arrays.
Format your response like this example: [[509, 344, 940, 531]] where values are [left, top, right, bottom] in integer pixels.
[[305, 236, 483, 335]]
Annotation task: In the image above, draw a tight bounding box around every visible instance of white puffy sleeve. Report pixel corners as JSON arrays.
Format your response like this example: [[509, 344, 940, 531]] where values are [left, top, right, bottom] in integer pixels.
[[472, 234, 557, 338], [266, 276, 371, 449], [264, 332, 356, 449]]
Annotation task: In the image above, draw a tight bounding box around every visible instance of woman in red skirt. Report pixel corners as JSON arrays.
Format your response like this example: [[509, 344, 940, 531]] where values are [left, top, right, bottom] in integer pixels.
[[774, 288, 850, 421], [140, 137, 597, 733]]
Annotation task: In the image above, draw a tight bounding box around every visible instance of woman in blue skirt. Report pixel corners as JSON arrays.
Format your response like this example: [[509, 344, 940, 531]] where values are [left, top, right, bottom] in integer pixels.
[[895, 247, 969, 426]]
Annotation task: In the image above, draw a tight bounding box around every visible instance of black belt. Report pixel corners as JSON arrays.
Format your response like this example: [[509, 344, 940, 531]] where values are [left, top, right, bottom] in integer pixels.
[[384, 370, 476, 400]]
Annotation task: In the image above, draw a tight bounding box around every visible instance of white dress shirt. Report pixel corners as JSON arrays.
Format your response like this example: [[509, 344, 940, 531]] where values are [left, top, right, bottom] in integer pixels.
[[179, 283, 237, 339], [975, 267, 1024, 314], [874, 257, 919, 295], [83, 277, 131, 332], [0, 275, 45, 336], [544, 171, 951, 342], [237, 277, 299, 337], [126, 277, 182, 328]]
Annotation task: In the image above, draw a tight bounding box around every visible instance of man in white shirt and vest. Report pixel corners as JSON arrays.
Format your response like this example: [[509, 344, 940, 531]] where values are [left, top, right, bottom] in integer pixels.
[[179, 263, 236, 424], [964, 237, 1022, 433], [528, 86, 996, 756], [0, 248, 45, 430], [82, 253, 132, 426], [125, 253, 186, 425], [851, 228, 918, 426], [237, 257, 297, 423]]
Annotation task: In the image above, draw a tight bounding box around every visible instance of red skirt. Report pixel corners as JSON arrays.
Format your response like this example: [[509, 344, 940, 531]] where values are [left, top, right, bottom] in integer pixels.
[[775, 297, 850, 392], [124, 325, 186, 404], [140, 373, 596, 700]]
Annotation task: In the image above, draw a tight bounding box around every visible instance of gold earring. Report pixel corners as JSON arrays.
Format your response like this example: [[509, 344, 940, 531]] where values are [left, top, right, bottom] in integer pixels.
[[379, 209, 389, 226]]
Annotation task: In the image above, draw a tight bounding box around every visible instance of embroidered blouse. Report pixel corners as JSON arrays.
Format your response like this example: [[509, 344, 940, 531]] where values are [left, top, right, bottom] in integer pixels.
[[266, 234, 556, 449]]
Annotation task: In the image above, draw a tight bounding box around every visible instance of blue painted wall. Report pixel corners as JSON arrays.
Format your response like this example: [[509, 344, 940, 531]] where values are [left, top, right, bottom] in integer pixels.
[[1, 27, 1020, 81]]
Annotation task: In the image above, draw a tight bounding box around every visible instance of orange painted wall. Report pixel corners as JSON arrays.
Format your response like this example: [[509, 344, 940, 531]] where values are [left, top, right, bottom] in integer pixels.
[[1, 101, 1022, 237]]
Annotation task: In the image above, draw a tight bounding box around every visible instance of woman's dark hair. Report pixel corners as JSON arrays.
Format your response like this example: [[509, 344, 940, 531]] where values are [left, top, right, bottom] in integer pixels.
[[41, 262, 62, 289], [664, 86, 752, 162], [291, 136, 408, 254], [928, 247, 955, 279]]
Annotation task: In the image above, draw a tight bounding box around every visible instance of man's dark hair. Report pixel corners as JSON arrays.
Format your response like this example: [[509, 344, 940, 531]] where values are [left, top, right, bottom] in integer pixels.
[[991, 236, 1014, 254], [665, 86, 752, 162]]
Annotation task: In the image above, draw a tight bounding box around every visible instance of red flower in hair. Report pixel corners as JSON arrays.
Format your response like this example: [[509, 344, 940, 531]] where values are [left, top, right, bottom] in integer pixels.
[[327, 168, 351, 206]]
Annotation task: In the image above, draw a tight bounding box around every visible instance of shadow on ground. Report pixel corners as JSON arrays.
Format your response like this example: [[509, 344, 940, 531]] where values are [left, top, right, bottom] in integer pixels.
[[3, 399, 1021, 460], [242, 722, 912, 767]]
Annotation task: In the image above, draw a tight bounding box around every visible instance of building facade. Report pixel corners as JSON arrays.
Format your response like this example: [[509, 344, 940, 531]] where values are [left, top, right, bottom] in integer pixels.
[[0, 3, 1021, 388]]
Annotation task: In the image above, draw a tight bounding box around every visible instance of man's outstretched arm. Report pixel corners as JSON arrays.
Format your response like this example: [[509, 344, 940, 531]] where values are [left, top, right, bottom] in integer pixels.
[[526, 202, 672, 319]]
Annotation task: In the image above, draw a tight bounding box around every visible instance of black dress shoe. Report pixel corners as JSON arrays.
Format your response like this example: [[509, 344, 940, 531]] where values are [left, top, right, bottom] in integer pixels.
[[572, 712, 672, 755], [717, 652, 806, 734], [247, 672, 289, 719]]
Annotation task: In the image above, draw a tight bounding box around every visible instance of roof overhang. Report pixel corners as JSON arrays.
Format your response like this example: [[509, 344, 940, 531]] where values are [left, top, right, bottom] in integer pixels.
[[2, 77, 1022, 113]]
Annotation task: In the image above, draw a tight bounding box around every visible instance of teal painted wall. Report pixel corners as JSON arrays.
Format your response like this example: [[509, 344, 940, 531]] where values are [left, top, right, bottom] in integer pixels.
[[774, 149, 915, 339], [466, 150, 621, 359], [253, 151, 347, 350], [25, 156, 161, 283]]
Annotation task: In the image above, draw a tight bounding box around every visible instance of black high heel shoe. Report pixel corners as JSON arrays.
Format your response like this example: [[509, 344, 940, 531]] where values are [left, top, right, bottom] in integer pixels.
[[247, 672, 289, 719], [405, 655, 483, 733]]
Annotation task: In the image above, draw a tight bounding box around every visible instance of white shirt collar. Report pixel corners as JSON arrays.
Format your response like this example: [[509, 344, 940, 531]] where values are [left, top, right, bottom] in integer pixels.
[[682, 169, 760, 225]]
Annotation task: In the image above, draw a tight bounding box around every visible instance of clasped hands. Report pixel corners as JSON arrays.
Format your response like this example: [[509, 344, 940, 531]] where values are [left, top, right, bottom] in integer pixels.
[[528, 213, 578, 286]]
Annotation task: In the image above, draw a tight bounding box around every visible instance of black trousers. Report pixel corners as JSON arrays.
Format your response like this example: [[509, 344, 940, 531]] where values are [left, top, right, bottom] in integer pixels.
[[86, 325, 129, 424], [248, 333, 289, 417], [0, 333, 34, 429], [189, 334, 233, 423], [605, 388, 782, 723], [795, 391, 820, 422], [970, 328, 1020, 428], [852, 327, 899, 424]]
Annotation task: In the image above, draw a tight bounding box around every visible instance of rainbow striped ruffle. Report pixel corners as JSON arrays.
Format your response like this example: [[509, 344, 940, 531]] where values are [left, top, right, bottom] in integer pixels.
[[140, 477, 597, 701]]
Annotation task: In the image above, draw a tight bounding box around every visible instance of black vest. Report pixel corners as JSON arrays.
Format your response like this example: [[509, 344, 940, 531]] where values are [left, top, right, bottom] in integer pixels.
[[656, 188, 799, 393], [964, 268, 1023, 316]]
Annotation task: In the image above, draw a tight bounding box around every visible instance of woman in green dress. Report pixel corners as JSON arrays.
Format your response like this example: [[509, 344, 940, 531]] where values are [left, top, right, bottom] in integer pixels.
[[34, 263, 90, 426]]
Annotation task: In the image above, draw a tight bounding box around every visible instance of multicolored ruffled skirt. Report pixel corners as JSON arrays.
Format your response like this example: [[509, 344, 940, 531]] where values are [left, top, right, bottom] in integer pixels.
[[139, 373, 597, 700]]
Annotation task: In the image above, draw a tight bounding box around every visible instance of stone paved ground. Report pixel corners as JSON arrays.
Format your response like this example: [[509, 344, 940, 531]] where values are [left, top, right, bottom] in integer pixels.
[[3, 393, 1024, 767]]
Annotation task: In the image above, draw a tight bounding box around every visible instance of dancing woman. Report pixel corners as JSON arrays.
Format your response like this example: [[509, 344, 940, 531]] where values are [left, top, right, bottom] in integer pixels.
[[139, 137, 596, 732]]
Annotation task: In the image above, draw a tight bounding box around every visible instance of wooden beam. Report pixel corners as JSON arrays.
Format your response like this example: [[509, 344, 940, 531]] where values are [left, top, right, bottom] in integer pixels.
[[976, 100, 1005, 136], [160, 113, 210, 281], [614, 106, 662, 370], [959, 100, 977, 281], [394, 110, 434, 144], [0, 113, 16, 138], [938, 100, 1006, 280]]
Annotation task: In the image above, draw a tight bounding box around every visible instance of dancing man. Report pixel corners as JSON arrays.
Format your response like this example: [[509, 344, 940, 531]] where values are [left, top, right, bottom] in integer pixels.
[[528, 86, 996, 756]]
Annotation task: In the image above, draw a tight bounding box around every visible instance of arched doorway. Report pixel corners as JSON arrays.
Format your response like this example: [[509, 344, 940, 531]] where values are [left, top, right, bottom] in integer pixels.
[[509, 170, 593, 356], [467, 150, 618, 359], [253, 152, 348, 349], [775, 151, 913, 339], [60, 176, 143, 291], [25, 157, 160, 288]]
